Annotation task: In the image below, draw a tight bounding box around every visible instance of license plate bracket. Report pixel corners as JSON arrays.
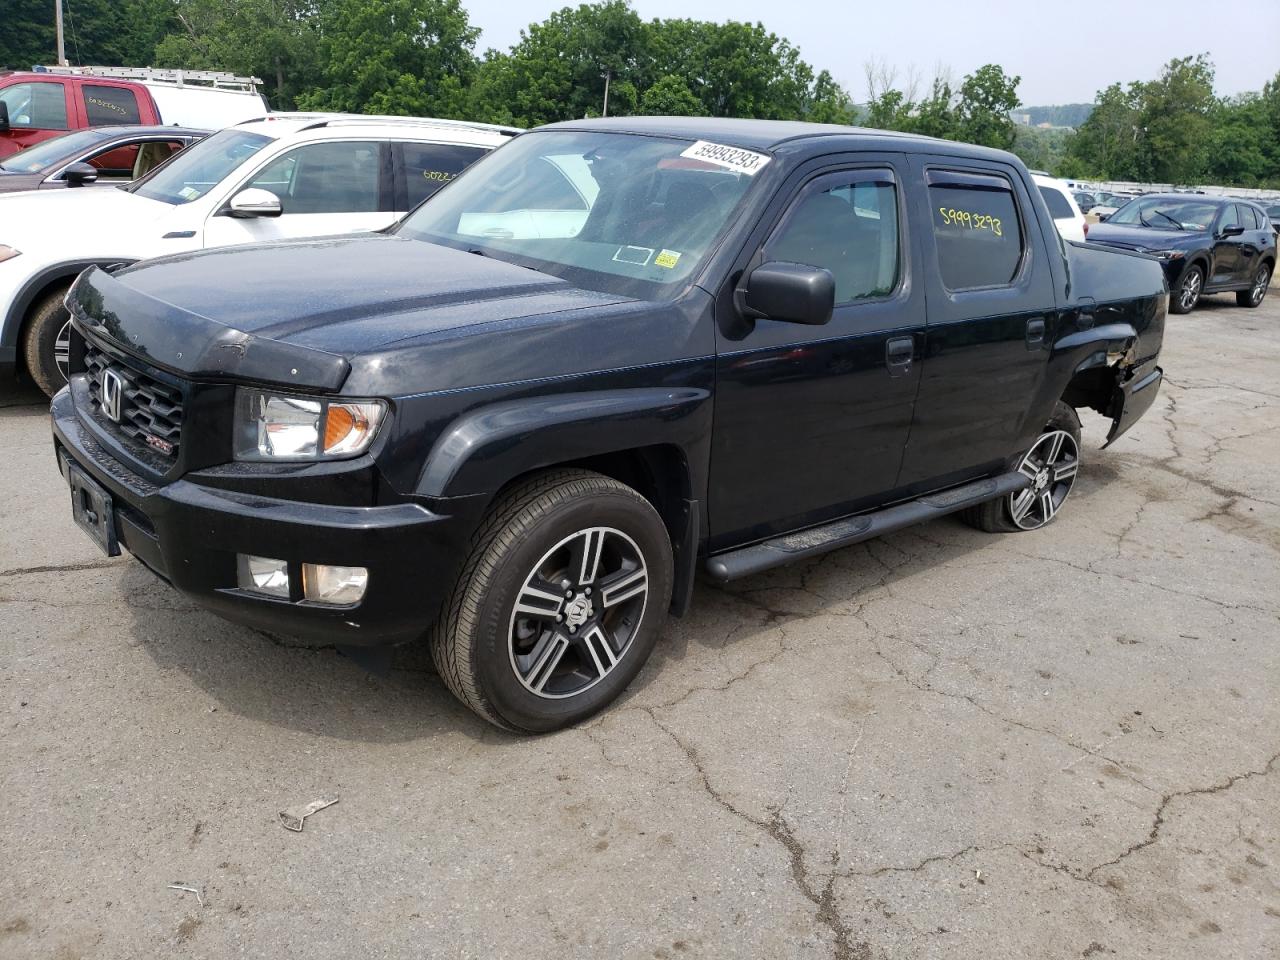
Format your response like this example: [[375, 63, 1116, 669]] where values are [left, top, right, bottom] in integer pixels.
[[63, 455, 120, 557]]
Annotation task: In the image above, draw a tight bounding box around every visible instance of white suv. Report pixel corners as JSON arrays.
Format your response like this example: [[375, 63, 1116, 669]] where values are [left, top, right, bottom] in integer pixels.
[[1031, 173, 1087, 243], [0, 113, 518, 393]]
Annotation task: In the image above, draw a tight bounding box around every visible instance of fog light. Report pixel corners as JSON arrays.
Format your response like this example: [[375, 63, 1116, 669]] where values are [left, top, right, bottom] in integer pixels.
[[302, 564, 368, 605], [238, 554, 289, 597]]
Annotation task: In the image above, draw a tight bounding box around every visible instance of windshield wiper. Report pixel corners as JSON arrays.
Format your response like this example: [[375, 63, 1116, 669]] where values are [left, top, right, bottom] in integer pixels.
[[1151, 209, 1183, 230]]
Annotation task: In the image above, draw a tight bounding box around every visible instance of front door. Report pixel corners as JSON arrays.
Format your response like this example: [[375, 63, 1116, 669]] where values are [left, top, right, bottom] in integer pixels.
[[895, 160, 1059, 491], [709, 161, 925, 549], [1210, 203, 1244, 285], [203, 139, 393, 247]]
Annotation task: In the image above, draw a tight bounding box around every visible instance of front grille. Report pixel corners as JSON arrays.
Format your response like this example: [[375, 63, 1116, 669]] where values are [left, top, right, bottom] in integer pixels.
[[85, 342, 185, 459]]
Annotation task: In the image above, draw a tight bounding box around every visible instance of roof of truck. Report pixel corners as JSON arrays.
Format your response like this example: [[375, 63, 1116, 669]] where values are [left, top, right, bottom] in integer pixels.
[[540, 116, 1017, 163]]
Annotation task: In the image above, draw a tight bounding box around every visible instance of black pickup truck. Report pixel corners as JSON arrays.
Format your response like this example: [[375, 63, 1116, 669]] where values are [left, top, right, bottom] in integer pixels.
[[50, 118, 1166, 732]]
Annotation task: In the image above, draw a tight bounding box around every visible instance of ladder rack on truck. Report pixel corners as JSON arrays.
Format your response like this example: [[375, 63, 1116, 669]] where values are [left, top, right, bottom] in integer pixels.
[[31, 65, 262, 92]]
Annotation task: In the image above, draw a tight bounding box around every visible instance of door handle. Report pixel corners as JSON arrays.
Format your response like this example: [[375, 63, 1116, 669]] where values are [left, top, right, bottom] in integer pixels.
[[1026, 318, 1046, 349], [885, 336, 914, 378]]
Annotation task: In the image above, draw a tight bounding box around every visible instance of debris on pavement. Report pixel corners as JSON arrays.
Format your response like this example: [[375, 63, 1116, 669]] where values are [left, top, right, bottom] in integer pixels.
[[279, 796, 339, 832], [168, 882, 204, 907]]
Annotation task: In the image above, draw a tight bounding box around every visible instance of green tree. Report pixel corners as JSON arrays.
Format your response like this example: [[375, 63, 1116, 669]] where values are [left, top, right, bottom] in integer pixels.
[[297, 0, 479, 117], [804, 69, 856, 125], [1137, 53, 1216, 183], [1067, 81, 1144, 179], [0, 0, 176, 70], [955, 64, 1020, 148], [155, 0, 324, 109], [637, 74, 701, 116]]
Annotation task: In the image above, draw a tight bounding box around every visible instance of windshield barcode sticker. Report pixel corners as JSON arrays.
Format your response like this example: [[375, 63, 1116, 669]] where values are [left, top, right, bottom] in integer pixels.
[[679, 141, 771, 176]]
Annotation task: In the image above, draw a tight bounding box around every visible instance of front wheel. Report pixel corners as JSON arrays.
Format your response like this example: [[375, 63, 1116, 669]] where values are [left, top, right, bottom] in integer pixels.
[[961, 401, 1082, 533], [1236, 262, 1271, 308], [431, 469, 673, 732], [1170, 264, 1203, 314], [21, 285, 73, 397]]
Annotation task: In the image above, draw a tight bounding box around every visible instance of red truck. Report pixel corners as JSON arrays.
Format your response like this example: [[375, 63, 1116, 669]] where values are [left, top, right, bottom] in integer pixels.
[[0, 66, 268, 160]]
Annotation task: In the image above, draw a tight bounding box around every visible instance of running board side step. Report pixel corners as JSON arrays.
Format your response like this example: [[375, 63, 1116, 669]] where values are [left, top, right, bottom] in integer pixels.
[[704, 472, 1031, 583]]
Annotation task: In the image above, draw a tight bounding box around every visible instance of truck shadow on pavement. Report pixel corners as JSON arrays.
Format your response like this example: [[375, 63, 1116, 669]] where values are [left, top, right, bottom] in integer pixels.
[[119, 443, 1125, 744]]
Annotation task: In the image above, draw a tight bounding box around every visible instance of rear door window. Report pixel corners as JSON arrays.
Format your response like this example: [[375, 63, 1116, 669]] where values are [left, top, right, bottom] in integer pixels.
[[398, 142, 488, 209], [83, 85, 141, 125], [0, 81, 68, 130], [928, 170, 1024, 290], [1038, 185, 1073, 219]]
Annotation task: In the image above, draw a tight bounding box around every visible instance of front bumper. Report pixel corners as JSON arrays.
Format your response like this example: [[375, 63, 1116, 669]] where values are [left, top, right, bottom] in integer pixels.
[[51, 386, 469, 647]]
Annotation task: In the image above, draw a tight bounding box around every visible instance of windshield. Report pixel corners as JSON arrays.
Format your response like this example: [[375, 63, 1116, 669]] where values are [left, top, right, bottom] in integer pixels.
[[128, 128, 271, 204], [1108, 197, 1219, 231], [0, 129, 113, 173], [395, 130, 764, 298]]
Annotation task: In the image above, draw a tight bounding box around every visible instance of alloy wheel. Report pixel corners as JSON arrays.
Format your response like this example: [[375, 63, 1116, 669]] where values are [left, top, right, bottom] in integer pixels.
[[1179, 270, 1202, 312], [1252, 265, 1271, 305], [54, 320, 72, 383], [1009, 429, 1079, 530], [508, 526, 649, 699]]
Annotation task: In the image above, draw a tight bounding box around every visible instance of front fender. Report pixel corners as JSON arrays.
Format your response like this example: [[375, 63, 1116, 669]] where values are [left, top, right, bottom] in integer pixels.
[[2, 258, 136, 353], [416, 387, 711, 499]]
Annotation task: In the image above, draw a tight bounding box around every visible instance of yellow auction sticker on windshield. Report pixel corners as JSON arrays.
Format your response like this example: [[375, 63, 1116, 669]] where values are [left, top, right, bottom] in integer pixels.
[[679, 141, 771, 176], [655, 249, 681, 269]]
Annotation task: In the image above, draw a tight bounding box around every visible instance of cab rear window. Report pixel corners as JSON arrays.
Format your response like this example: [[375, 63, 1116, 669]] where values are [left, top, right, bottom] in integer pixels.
[[928, 170, 1024, 290]]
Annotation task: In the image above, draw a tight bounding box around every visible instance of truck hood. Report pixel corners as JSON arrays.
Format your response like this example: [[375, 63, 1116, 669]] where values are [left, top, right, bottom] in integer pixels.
[[0, 185, 171, 246], [68, 234, 629, 392]]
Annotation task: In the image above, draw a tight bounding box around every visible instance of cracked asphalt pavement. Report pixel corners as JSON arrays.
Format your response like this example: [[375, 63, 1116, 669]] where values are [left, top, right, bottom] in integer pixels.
[[2, 290, 1278, 959]]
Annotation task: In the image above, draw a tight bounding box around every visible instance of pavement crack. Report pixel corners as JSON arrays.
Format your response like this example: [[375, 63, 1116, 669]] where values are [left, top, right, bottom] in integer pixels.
[[844, 844, 980, 878], [0, 559, 120, 578], [645, 708, 869, 960], [1084, 750, 1280, 881]]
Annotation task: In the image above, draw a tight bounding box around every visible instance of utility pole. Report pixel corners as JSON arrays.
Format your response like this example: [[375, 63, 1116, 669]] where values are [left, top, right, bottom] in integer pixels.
[[55, 0, 67, 65], [601, 69, 611, 118]]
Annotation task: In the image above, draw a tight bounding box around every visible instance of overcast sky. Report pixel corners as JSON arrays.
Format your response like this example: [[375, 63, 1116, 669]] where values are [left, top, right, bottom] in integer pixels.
[[464, 0, 1279, 106]]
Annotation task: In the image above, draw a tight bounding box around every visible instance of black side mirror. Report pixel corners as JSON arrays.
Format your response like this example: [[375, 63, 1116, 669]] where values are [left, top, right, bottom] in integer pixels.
[[0, 102, 9, 134], [62, 162, 99, 187], [743, 261, 835, 325], [1219, 225, 1244, 238]]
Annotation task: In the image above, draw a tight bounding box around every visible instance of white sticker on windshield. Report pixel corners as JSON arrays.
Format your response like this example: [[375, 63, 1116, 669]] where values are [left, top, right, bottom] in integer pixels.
[[178, 186, 200, 200], [679, 141, 771, 176]]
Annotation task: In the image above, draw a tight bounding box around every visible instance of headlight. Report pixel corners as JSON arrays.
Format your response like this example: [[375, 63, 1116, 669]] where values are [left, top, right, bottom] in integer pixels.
[[234, 388, 386, 461], [1148, 250, 1184, 260], [0, 244, 21, 264]]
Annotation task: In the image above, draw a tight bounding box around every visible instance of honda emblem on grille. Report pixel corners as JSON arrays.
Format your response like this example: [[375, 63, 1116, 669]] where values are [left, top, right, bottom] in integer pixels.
[[100, 368, 124, 422]]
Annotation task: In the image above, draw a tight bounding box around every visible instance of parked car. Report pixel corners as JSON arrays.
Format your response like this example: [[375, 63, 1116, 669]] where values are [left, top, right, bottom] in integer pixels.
[[1263, 203, 1280, 236], [0, 113, 517, 393], [1033, 173, 1087, 241], [0, 125, 207, 193], [1073, 191, 1098, 213], [1087, 194, 1274, 313], [0, 66, 266, 159], [1091, 195, 1139, 220], [50, 117, 1167, 731]]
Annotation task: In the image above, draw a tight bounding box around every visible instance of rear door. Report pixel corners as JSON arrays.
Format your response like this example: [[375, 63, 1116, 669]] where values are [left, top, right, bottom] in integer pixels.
[[709, 157, 925, 548], [895, 159, 1058, 491], [202, 139, 393, 247]]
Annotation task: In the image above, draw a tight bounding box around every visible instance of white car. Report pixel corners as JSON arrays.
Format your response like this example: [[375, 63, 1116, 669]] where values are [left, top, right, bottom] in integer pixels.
[[1032, 173, 1087, 242], [0, 113, 518, 393]]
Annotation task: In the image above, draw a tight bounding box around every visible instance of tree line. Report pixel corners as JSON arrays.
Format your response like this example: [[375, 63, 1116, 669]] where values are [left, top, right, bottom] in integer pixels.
[[3, 1, 1278, 187]]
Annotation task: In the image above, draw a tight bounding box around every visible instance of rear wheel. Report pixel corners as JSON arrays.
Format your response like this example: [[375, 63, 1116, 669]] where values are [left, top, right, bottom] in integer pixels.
[[1170, 264, 1203, 314], [961, 401, 1082, 534], [21, 285, 73, 397], [431, 469, 673, 732], [1236, 262, 1271, 307]]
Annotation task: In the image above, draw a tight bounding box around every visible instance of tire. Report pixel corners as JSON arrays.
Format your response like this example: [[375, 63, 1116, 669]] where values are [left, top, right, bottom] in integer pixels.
[[961, 401, 1082, 534], [430, 469, 674, 733], [21, 285, 73, 397], [1236, 262, 1271, 308], [1170, 264, 1203, 314]]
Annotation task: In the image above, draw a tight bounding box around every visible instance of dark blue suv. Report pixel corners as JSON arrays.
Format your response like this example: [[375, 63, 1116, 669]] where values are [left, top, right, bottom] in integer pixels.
[[1088, 194, 1274, 314]]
